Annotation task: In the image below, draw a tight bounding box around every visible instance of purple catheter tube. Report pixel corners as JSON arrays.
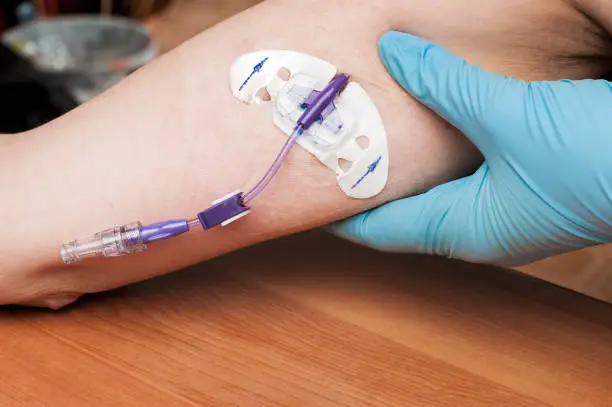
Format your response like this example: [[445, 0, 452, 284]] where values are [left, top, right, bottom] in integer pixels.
[[139, 219, 190, 243], [242, 73, 350, 204], [242, 126, 303, 204]]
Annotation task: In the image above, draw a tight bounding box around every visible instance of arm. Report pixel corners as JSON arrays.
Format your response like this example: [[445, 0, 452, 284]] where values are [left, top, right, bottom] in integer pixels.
[[2, 0, 611, 308]]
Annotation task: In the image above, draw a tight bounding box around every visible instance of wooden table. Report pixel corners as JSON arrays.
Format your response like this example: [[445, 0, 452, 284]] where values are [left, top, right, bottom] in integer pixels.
[[2, 230, 611, 406]]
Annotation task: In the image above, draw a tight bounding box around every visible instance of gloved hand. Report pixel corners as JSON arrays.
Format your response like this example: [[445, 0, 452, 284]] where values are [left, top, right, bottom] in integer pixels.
[[330, 31, 612, 267]]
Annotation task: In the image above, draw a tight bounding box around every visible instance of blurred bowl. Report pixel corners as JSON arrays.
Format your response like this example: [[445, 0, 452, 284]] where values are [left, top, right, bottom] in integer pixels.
[[1, 15, 157, 102]]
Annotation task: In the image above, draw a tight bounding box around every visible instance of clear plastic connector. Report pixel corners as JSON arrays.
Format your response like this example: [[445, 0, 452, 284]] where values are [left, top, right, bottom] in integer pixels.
[[61, 222, 146, 264]]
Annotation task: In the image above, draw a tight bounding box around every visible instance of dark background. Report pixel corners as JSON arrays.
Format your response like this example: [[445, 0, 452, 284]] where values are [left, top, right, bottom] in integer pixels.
[[0, 0, 171, 133], [0, 0, 170, 33]]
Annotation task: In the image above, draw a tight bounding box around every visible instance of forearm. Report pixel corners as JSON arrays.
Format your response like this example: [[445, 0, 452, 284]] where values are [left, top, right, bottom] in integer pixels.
[[2, 0, 610, 306]]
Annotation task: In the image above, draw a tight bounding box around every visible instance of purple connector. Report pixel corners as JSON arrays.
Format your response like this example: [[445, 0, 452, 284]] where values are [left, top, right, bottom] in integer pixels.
[[197, 191, 250, 230], [297, 73, 349, 129], [139, 219, 190, 243]]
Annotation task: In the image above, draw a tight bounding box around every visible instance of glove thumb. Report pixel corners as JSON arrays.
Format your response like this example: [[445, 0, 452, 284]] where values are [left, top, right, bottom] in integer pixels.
[[328, 168, 486, 258], [379, 31, 523, 153]]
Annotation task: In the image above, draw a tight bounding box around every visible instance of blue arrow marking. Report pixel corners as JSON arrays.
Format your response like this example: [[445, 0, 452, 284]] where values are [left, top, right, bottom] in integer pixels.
[[351, 155, 382, 190], [238, 57, 269, 91]]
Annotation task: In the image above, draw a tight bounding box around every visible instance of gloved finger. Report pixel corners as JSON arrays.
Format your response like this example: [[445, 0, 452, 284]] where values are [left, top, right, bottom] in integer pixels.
[[378, 31, 525, 153], [328, 173, 476, 257]]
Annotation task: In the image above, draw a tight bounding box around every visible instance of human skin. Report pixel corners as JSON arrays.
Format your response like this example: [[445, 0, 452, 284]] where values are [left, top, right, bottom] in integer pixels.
[[1, 0, 611, 308]]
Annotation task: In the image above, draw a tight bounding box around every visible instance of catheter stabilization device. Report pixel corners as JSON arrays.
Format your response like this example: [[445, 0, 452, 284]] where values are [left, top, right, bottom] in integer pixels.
[[60, 50, 389, 264]]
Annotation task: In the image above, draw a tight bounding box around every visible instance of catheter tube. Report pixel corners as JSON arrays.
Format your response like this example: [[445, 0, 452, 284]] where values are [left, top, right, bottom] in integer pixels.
[[243, 126, 303, 203], [243, 73, 350, 203]]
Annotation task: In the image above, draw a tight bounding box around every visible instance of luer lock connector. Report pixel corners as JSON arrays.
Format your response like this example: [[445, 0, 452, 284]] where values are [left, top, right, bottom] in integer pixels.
[[61, 222, 146, 264]]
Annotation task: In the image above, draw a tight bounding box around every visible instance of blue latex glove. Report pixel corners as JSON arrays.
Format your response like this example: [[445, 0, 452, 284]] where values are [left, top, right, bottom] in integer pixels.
[[330, 31, 612, 266]]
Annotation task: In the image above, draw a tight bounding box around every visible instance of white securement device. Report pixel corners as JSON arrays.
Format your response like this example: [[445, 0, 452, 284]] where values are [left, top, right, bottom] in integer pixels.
[[229, 50, 389, 199]]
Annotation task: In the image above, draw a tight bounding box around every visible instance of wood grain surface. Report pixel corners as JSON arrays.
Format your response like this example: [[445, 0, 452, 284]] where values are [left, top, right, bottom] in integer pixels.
[[2, 230, 612, 406]]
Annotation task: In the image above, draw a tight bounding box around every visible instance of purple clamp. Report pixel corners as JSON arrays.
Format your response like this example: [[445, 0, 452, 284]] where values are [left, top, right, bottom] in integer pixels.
[[197, 191, 250, 230]]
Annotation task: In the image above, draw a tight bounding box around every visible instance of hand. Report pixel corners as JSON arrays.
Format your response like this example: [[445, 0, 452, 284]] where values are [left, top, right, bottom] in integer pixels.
[[330, 31, 612, 267]]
